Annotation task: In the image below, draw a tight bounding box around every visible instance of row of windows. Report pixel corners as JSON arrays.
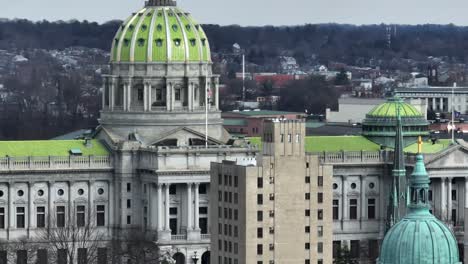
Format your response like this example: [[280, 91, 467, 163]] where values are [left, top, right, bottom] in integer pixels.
[[0, 187, 105, 198], [332, 199, 376, 220], [218, 191, 239, 204], [218, 207, 239, 221], [305, 176, 324, 187], [218, 174, 239, 187], [219, 223, 238, 237], [304, 192, 324, 204], [0, 248, 108, 264], [218, 239, 239, 254], [0, 205, 105, 229]]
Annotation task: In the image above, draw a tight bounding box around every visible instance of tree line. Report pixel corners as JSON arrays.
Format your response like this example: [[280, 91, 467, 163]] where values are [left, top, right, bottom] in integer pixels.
[[2, 20, 468, 66]]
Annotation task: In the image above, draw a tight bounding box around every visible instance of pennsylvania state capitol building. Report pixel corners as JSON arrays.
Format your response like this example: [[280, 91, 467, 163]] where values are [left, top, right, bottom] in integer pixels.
[[0, 0, 256, 263]]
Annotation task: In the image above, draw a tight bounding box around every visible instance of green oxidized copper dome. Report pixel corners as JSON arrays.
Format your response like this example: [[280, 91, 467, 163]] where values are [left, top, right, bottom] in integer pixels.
[[111, 0, 211, 63], [368, 97, 423, 118], [378, 154, 461, 264]]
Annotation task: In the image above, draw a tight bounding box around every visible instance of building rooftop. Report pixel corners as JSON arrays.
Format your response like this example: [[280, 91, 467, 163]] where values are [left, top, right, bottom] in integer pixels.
[[0, 139, 109, 157], [367, 98, 423, 118], [248, 136, 452, 154], [223, 119, 247, 126], [224, 110, 305, 117]]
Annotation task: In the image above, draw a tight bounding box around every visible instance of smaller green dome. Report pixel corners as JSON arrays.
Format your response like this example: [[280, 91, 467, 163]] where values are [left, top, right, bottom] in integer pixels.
[[368, 98, 423, 118]]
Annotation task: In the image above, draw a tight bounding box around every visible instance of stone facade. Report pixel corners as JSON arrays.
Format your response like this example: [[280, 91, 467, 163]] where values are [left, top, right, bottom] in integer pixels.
[[210, 120, 333, 264]]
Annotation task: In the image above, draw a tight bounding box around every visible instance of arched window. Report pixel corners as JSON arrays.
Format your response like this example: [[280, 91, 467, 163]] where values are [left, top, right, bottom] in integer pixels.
[[172, 24, 178, 32], [174, 39, 181, 47], [190, 39, 196, 46], [155, 39, 164, 47], [137, 38, 145, 47], [157, 24, 163, 31]]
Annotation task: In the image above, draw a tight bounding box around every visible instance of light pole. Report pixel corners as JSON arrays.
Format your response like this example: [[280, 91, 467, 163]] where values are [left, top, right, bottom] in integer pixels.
[[191, 251, 199, 264]]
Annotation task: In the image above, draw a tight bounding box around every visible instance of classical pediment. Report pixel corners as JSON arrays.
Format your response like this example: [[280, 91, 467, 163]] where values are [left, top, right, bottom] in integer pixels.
[[148, 127, 224, 147], [426, 146, 468, 169]]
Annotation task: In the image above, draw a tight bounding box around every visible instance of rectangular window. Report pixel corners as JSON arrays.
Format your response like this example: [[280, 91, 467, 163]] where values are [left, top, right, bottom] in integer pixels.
[[305, 226, 310, 233], [318, 176, 323, 187], [78, 248, 87, 264], [169, 207, 178, 215], [218, 174, 222, 185], [305, 193, 310, 200], [199, 184, 207, 194], [452, 189, 457, 201], [234, 193, 238, 204], [169, 185, 177, 195], [56, 206, 65, 228], [156, 89, 163, 101], [36, 206, 46, 228], [257, 211, 263, 222], [317, 193, 323, 204], [305, 176, 310, 183], [305, 243, 310, 250], [127, 183, 131, 192], [257, 177, 263, 188], [127, 215, 131, 225], [138, 88, 144, 101], [234, 176, 238, 187], [269, 194, 275, 201], [349, 199, 358, 220], [428, 190, 433, 201], [333, 241, 341, 258], [37, 249, 47, 264], [17, 250, 27, 264], [199, 207, 208, 215], [318, 226, 323, 237], [368, 239, 379, 260], [318, 209, 323, 220], [97, 248, 107, 264], [58, 249, 67, 264], [333, 200, 339, 220], [175, 88, 181, 101], [257, 194, 263, 205], [17, 207, 25, 228], [452, 209, 457, 225], [305, 209, 310, 217], [257, 228, 263, 238], [77, 205, 86, 227], [0, 207, 5, 229], [317, 242, 323, 253], [350, 240, 360, 258], [368, 198, 376, 219], [97, 205, 105, 226], [0, 251, 6, 264], [257, 244, 263, 255]]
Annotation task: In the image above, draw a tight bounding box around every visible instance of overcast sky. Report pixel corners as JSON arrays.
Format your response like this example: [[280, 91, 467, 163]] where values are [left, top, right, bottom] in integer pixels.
[[2, 0, 468, 26]]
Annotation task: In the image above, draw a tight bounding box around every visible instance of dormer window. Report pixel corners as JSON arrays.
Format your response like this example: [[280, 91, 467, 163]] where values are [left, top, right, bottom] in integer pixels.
[[172, 25, 178, 32], [168, 12, 173, 17], [137, 38, 145, 47], [121, 24, 125, 29], [123, 39, 130, 47], [115, 38, 119, 44], [174, 39, 181, 47], [155, 39, 163, 47], [186, 25, 191, 31], [190, 39, 196, 46], [195, 25, 200, 30], [128, 25, 135, 31], [201, 38, 206, 46], [138, 12, 143, 16], [141, 25, 148, 32], [157, 24, 163, 31], [146, 12, 152, 17], [158, 12, 163, 17]]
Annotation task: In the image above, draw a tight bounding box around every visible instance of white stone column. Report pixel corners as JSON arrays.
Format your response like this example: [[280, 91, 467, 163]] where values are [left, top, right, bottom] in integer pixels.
[[123, 84, 128, 111], [360, 176, 365, 221], [110, 79, 115, 111], [441, 177, 447, 221], [165, 184, 170, 231], [440, 97, 444, 112], [157, 184, 163, 231], [464, 177, 468, 208], [432, 97, 436, 111], [215, 82, 219, 110], [143, 83, 148, 111], [188, 82, 193, 111], [127, 81, 132, 111], [186, 183, 193, 230], [341, 176, 347, 229], [166, 83, 171, 111], [102, 83, 106, 110], [448, 178, 453, 223], [108, 180, 115, 229], [28, 182, 32, 233], [148, 83, 152, 111], [9, 182, 14, 229], [194, 183, 200, 230]]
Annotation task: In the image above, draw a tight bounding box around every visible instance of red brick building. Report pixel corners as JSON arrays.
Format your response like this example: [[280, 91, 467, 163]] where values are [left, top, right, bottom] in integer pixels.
[[222, 110, 306, 137]]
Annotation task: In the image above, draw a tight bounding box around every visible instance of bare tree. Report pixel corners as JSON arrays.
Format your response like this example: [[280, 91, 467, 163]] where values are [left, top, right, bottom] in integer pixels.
[[35, 206, 106, 264], [0, 237, 41, 263]]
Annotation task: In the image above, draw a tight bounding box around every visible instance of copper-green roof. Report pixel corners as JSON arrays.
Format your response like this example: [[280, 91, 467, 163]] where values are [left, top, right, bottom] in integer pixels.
[[111, 5, 211, 63], [0, 140, 109, 157], [247, 136, 451, 154], [367, 98, 423, 118]]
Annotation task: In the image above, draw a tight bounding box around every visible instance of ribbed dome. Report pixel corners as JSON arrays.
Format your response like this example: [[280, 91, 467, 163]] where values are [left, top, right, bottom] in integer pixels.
[[367, 98, 423, 118], [378, 155, 461, 264], [379, 212, 460, 264], [110, 2, 211, 63]]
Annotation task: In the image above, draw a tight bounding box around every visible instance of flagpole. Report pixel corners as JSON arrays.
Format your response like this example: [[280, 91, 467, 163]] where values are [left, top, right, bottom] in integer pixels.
[[205, 66, 209, 149], [452, 82, 456, 144]]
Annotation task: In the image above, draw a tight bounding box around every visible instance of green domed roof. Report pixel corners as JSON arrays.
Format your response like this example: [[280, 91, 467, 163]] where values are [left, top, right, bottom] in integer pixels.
[[368, 98, 423, 118], [111, 2, 211, 63]]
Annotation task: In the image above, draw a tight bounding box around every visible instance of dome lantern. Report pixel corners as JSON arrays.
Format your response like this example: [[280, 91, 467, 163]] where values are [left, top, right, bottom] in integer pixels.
[[145, 0, 177, 7]]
